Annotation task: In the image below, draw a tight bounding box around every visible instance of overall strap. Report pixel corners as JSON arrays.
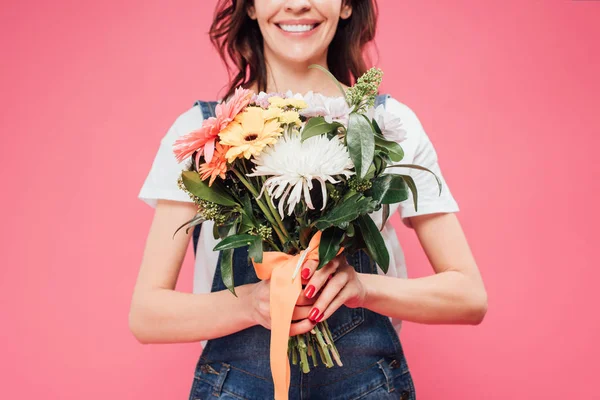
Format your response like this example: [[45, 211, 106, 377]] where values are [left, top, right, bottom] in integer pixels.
[[375, 93, 390, 108], [193, 100, 218, 120], [192, 100, 218, 257]]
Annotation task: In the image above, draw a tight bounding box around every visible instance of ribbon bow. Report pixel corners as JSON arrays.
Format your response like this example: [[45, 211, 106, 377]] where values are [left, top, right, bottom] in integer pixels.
[[251, 230, 339, 400]]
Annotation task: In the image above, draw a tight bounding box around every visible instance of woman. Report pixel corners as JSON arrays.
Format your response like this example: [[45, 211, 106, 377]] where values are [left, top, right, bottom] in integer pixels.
[[130, 1, 488, 399]]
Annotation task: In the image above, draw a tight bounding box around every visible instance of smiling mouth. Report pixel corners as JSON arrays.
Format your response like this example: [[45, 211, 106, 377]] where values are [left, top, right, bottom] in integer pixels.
[[276, 23, 320, 33]]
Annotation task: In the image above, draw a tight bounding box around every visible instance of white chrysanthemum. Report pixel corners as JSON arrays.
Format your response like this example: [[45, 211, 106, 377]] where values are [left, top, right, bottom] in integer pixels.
[[247, 131, 355, 217]]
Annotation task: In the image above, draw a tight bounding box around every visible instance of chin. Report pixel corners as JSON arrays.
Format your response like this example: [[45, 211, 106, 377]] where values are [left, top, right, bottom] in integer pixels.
[[272, 46, 326, 66]]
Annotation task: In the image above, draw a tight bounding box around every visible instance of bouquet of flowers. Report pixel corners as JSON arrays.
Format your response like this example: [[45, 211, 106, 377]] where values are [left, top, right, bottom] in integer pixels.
[[172, 65, 441, 398]]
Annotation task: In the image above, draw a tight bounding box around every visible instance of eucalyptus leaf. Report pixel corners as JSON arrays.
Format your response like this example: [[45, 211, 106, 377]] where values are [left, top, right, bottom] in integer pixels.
[[369, 174, 409, 204], [213, 234, 258, 251], [317, 227, 345, 270], [356, 214, 390, 273], [181, 171, 238, 207], [301, 117, 341, 142], [346, 113, 375, 179]]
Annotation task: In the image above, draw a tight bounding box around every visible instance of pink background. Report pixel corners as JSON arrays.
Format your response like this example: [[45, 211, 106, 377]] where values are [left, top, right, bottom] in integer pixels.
[[1, 0, 598, 399]]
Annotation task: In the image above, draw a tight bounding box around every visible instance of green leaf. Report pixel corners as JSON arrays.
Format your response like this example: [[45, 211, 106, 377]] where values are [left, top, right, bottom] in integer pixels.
[[301, 117, 342, 142], [385, 164, 442, 196], [346, 113, 375, 179], [308, 64, 348, 101], [240, 194, 259, 225], [401, 174, 419, 213], [220, 249, 235, 296], [314, 193, 377, 230], [248, 237, 263, 263], [213, 222, 220, 240], [374, 135, 404, 162], [219, 223, 239, 296], [317, 227, 345, 270], [381, 204, 390, 231], [172, 214, 205, 239], [356, 214, 390, 273], [370, 174, 409, 204], [181, 171, 238, 207], [213, 234, 258, 251]]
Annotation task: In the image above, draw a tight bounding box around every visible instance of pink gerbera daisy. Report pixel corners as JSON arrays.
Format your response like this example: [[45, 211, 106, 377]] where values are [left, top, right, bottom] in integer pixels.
[[173, 87, 253, 165]]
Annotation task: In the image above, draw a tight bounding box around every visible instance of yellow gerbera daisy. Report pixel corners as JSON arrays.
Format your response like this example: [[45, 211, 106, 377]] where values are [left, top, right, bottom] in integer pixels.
[[267, 96, 308, 110], [280, 110, 301, 126], [218, 107, 284, 162]]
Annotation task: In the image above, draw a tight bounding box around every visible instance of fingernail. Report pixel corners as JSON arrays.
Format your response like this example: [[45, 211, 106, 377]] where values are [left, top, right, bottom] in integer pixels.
[[316, 313, 324, 322], [308, 307, 320, 321], [304, 285, 315, 299], [301, 268, 311, 279]]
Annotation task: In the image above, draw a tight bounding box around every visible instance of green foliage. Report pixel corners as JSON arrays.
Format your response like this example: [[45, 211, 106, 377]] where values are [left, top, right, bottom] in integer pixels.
[[369, 174, 409, 204], [301, 117, 343, 142], [314, 192, 377, 231], [317, 227, 345, 270], [345, 67, 384, 113], [346, 113, 375, 179], [181, 171, 238, 207], [356, 214, 390, 273]]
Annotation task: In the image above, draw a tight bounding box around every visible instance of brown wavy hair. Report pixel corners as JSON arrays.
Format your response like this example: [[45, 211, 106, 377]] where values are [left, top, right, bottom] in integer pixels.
[[209, 0, 379, 100]]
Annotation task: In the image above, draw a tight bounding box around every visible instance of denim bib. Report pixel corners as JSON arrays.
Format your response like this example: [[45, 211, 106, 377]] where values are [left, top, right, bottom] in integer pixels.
[[189, 95, 416, 400]]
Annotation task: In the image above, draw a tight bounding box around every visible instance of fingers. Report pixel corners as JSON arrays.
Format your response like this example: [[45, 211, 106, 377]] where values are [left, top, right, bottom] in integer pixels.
[[296, 295, 318, 306], [291, 305, 312, 321], [302, 256, 343, 301], [306, 266, 351, 323], [289, 318, 317, 336], [300, 259, 319, 283]]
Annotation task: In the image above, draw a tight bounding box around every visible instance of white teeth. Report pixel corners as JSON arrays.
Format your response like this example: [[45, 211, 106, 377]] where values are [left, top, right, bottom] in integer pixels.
[[279, 24, 315, 33]]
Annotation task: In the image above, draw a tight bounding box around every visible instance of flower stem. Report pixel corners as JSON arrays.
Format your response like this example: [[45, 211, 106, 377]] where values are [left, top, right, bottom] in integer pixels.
[[296, 334, 310, 373], [231, 168, 287, 247], [313, 324, 334, 368], [321, 321, 343, 367], [260, 176, 291, 243]]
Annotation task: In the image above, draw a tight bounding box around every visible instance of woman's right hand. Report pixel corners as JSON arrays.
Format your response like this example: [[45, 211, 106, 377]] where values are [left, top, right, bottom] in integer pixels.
[[249, 279, 318, 336]]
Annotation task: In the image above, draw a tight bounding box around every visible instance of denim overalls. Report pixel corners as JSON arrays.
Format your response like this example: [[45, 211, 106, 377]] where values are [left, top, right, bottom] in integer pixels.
[[189, 95, 416, 400]]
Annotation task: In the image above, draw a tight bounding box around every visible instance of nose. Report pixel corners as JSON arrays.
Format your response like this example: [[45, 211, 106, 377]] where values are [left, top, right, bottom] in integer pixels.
[[284, 0, 312, 14]]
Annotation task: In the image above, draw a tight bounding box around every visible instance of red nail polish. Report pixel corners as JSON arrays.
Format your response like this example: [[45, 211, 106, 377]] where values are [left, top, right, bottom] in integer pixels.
[[304, 285, 315, 299], [316, 313, 324, 322], [308, 308, 320, 321], [301, 268, 311, 279]]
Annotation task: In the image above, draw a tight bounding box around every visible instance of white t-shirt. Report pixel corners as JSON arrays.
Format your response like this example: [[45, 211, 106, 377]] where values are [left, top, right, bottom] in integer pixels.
[[138, 95, 460, 340]]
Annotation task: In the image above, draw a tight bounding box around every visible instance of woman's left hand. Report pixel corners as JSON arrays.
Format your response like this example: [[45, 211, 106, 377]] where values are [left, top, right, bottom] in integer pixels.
[[300, 253, 367, 323]]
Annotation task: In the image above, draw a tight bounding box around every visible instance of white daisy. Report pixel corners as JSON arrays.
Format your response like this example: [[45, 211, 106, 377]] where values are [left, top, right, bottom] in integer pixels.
[[247, 131, 355, 218]]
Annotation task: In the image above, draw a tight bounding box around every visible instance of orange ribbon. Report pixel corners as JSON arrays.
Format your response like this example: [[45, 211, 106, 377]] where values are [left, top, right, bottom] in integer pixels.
[[251, 231, 341, 400]]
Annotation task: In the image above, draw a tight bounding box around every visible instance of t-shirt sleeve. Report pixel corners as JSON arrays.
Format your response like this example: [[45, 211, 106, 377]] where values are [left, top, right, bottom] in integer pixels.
[[385, 98, 460, 229], [138, 106, 204, 208]]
